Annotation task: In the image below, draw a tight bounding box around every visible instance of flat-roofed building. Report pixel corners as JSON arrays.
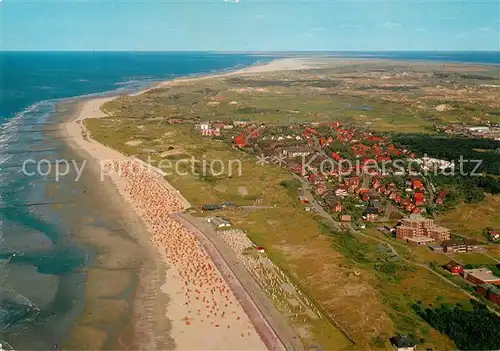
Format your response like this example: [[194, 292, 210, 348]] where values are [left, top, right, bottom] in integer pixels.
[[428, 226, 451, 242], [400, 214, 434, 230], [442, 238, 484, 253], [282, 147, 312, 159], [396, 214, 450, 242], [406, 236, 435, 246], [396, 226, 415, 239], [476, 284, 500, 305], [441, 239, 466, 253], [206, 216, 232, 229], [463, 268, 500, 285], [464, 239, 485, 252]]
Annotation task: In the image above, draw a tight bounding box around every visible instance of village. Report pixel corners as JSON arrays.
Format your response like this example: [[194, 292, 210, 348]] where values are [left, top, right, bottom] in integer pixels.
[[194, 118, 500, 311]]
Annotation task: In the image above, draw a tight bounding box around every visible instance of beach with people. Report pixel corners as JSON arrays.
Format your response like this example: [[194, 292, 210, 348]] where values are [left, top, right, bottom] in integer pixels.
[[60, 59, 311, 349]]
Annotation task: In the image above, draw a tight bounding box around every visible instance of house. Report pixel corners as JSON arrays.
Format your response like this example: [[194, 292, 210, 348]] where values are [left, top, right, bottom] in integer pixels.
[[298, 196, 309, 204], [443, 260, 464, 275], [233, 120, 250, 127], [221, 202, 237, 209], [234, 134, 247, 147], [468, 126, 490, 133], [201, 128, 221, 137], [400, 198, 411, 207], [360, 190, 371, 202], [441, 240, 467, 253], [412, 179, 423, 190], [488, 230, 500, 242], [283, 147, 312, 159], [390, 335, 416, 351], [407, 236, 435, 246], [428, 244, 444, 252], [387, 182, 397, 190], [201, 204, 223, 211], [347, 176, 361, 187], [254, 245, 265, 253], [330, 152, 344, 161], [371, 200, 384, 213], [315, 185, 327, 196], [476, 284, 500, 305], [464, 239, 485, 252], [341, 215, 352, 222], [441, 239, 485, 253], [435, 197, 444, 205], [206, 216, 232, 229], [414, 192, 425, 206], [363, 206, 379, 221], [463, 268, 500, 285], [406, 203, 417, 213], [332, 202, 344, 213], [334, 186, 348, 197], [309, 174, 325, 185], [196, 122, 211, 130]]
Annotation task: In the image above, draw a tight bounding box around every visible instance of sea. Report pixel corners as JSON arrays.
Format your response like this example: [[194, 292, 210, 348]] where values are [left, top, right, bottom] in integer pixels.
[[0, 51, 499, 350]]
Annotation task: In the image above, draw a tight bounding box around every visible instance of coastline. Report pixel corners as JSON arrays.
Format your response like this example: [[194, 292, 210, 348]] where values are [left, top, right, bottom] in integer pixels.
[[59, 58, 308, 349]]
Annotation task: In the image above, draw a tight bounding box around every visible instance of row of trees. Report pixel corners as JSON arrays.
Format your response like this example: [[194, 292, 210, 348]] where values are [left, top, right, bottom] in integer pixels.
[[392, 134, 500, 175], [391, 134, 500, 205], [413, 300, 500, 350]]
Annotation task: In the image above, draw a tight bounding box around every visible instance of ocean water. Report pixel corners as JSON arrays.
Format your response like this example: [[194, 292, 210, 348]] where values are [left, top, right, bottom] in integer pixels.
[[0, 52, 269, 349], [0, 51, 498, 349]]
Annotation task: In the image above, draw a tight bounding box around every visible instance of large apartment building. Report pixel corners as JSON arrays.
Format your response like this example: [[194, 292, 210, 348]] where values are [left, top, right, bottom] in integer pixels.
[[396, 214, 451, 242]]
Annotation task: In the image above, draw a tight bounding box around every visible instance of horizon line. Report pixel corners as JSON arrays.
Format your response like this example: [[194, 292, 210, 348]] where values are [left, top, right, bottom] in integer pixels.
[[1, 49, 500, 53]]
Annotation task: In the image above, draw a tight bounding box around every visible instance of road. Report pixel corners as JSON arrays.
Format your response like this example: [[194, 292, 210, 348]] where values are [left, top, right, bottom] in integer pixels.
[[292, 173, 342, 230], [484, 252, 500, 264], [174, 213, 304, 351]]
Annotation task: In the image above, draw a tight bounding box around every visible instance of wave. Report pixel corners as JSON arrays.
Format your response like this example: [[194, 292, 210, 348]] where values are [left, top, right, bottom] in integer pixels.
[[0, 341, 15, 351], [0, 287, 40, 335]]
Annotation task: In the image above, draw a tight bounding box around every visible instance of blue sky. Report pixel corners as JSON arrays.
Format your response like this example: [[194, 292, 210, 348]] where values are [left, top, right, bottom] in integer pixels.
[[1, 0, 499, 51]]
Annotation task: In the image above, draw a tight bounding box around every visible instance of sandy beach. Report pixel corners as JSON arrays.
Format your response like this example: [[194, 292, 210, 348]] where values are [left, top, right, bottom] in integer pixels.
[[62, 59, 308, 350]]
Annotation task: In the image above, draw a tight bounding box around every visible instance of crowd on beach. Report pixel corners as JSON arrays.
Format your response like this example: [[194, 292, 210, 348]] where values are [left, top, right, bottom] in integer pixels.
[[109, 160, 261, 338]]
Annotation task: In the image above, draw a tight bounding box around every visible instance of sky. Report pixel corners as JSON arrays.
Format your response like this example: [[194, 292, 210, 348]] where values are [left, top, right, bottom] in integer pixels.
[[0, 0, 499, 51]]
